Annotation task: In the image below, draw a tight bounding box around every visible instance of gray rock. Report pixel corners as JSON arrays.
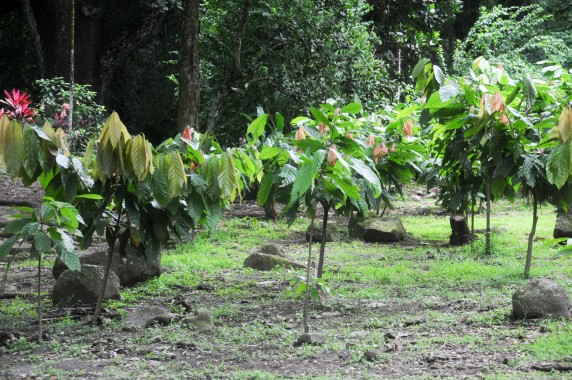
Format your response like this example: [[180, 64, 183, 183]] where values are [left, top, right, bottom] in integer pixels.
[[53, 244, 161, 286], [364, 350, 380, 362], [243, 252, 305, 271], [513, 278, 571, 319], [123, 306, 174, 329], [554, 209, 572, 238], [306, 221, 344, 243], [349, 217, 406, 243], [259, 244, 287, 258], [181, 310, 214, 331], [52, 264, 121, 306], [293, 332, 326, 346]]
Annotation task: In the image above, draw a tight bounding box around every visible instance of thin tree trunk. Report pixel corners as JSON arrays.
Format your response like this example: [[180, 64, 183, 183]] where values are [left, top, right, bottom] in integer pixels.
[[524, 193, 538, 279], [485, 181, 491, 255], [471, 187, 476, 253], [92, 234, 116, 323], [177, 0, 200, 133], [37, 255, 42, 343], [92, 204, 122, 323], [68, 0, 75, 132], [21, 0, 45, 78], [303, 213, 316, 334], [1, 260, 11, 293], [317, 203, 330, 279]]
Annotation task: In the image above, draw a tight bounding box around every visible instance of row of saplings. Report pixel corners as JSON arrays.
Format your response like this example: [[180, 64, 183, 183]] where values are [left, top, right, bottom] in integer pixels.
[[0, 106, 571, 348]]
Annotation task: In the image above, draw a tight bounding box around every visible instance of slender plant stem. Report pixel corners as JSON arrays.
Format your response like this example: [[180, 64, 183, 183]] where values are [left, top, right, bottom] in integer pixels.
[[68, 0, 75, 132], [471, 188, 476, 253], [1, 260, 12, 293], [317, 203, 330, 279], [37, 255, 42, 343], [524, 193, 538, 279], [303, 213, 316, 334], [485, 181, 491, 256], [92, 204, 122, 323]]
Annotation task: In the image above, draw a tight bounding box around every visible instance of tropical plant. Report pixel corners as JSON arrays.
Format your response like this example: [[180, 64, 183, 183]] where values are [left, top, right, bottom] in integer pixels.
[[0, 194, 84, 342]]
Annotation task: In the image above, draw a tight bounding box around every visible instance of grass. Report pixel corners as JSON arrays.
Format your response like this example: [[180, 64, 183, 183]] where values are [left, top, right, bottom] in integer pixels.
[[1, 197, 571, 378]]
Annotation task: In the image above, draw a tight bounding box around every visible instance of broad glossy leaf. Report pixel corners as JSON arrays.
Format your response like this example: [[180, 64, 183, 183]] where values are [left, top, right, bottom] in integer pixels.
[[4, 120, 23, 176], [433, 65, 445, 85], [310, 108, 331, 127], [246, 114, 268, 141], [218, 150, 238, 202], [58, 246, 81, 271], [341, 103, 363, 114], [22, 125, 39, 179], [0, 236, 17, 260], [257, 173, 273, 206], [259, 146, 282, 161], [547, 143, 569, 188], [275, 112, 284, 132], [350, 157, 381, 197], [131, 134, 150, 180], [33, 231, 52, 255]]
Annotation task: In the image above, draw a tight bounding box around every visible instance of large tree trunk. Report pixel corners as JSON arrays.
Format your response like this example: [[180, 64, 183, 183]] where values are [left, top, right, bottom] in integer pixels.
[[177, 0, 200, 133], [18, 0, 169, 101]]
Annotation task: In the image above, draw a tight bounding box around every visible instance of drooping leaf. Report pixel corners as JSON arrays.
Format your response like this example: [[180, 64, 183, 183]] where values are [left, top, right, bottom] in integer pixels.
[[547, 143, 569, 188], [275, 112, 284, 132], [259, 146, 282, 161], [130, 134, 150, 180], [22, 125, 40, 179], [257, 173, 273, 206], [166, 152, 186, 201], [217, 151, 238, 202], [58, 246, 81, 271], [0, 236, 17, 260], [33, 231, 52, 255], [522, 75, 537, 110], [3, 120, 23, 176], [439, 85, 459, 102], [433, 65, 445, 85], [310, 108, 332, 127], [350, 157, 381, 197]]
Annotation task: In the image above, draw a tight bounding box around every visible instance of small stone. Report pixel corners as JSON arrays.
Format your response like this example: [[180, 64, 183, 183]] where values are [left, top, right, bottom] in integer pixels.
[[364, 350, 379, 362], [403, 318, 426, 327], [243, 252, 305, 271], [124, 306, 174, 329], [293, 332, 326, 347], [182, 310, 214, 331], [150, 335, 163, 343]]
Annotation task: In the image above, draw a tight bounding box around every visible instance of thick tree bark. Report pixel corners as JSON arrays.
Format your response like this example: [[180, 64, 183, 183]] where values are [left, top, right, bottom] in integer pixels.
[[18, 1, 169, 101], [177, 0, 200, 133]]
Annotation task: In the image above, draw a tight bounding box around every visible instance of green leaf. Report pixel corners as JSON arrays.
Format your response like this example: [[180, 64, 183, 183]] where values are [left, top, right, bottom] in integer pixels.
[[0, 236, 17, 260], [206, 201, 221, 233], [217, 151, 238, 202], [33, 231, 52, 255], [275, 112, 284, 132], [4, 219, 33, 235], [290, 164, 316, 204], [58, 246, 81, 271], [523, 75, 537, 110], [350, 158, 381, 197], [73, 194, 104, 201], [547, 143, 569, 189], [257, 173, 273, 206], [259, 146, 282, 161], [439, 85, 459, 102], [341, 103, 363, 114], [433, 65, 445, 85], [326, 172, 361, 199], [411, 58, 429, 79], [150, 165, 169, 207], [4, 120, 23, 176], [246, 114, 268, 141], [310, 108, 332, 127], [22, 125, 39, 179]]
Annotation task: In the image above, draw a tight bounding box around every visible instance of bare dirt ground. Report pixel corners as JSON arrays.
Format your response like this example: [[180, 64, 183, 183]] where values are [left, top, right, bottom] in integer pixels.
[[0, 176, 568, 379]]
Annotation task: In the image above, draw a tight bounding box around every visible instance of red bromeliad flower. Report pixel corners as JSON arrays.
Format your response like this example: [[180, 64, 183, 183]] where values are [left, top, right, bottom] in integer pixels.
[[182, 126, 194, 141], [0, 89, 37, 122]]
